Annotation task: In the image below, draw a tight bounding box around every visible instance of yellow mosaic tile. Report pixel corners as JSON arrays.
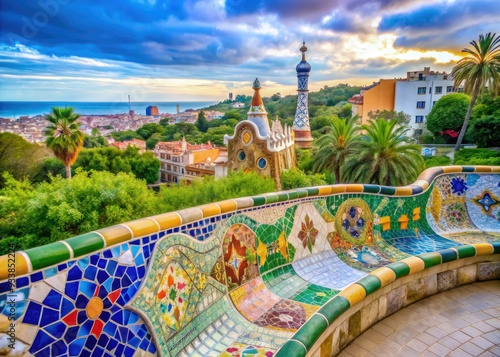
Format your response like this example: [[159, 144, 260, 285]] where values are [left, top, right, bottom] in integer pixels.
[[400, 256, 425, 274], [97, 225, 133, 246], [344, 184, 364, 193], [473, 243, 494, 256], [331, 185, 346, 194], [380, 216, 391, 231], [217, 199, 238, 213], [370, 267, 396, 287], [318, 186, 332, 196], [394, 187, 413, 196], [442, 166, 463, 173], [474, 166, 492, 173], [151, 212, 182, 230], [398, 214, 409, 229], [0, 252, 30, 279], [199, 203, 221, 217], [338, 283, 366, 306], [491, 167, 500, 173], [124, 218, 159, 238]]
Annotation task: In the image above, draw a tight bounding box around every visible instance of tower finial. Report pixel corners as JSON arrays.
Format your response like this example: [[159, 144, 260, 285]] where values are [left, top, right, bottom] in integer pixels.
[[253, 78, 261, 89], [300, 41, 307, 61]]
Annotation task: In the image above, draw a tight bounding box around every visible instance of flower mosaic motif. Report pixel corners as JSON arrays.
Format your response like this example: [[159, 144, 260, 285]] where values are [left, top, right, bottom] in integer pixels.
[[156, 262, 192, 330], [473, 191, 500, 214], [298, 215, 319, 253], [451, 177, 468, 195]]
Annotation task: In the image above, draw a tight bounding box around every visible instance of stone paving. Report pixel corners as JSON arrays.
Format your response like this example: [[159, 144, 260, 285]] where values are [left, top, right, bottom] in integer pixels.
[[339, 281, 500, 357]]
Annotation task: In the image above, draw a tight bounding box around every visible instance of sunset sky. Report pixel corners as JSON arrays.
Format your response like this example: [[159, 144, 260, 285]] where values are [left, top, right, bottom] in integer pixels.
[[1, 0, 499, 102]]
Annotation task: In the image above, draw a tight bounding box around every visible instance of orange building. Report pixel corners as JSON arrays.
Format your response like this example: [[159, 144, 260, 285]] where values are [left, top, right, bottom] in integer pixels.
[[154, 138, 220, 183], [348, 79, 396, 123]]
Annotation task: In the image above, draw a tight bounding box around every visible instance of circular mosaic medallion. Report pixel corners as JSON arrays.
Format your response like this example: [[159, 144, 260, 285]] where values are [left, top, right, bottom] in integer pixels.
[[238, 150, 246, 161], [257, 157, 267, 169], [334, 198, 373, 245]]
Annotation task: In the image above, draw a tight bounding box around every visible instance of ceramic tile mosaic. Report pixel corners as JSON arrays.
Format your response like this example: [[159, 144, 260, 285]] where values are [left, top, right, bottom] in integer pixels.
[[426, 175, 480, 234], [292, 250, 367, 290], [1, 169, 499, 357], [465, 174, 500, 232], [287, 203, 331, 261]]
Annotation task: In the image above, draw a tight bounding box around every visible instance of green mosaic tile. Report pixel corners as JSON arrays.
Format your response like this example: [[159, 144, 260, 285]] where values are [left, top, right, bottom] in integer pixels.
[[356, 275, 381, 296], [277, 193, 289, 202], [292, 314, 328, 351], [386, 261, 410, 278], [456, 245, 476, 258], [292, 284, 338, 306], [306, 187, 319, 196], [379, 186, 396, 195], [295, 189, 308, 198], [287, 191, 299, 200], [462, 166, 475, 172], [492, 242, 500, 254], [418, 252, 442, 268], [252, 196, 266, 206], [362, 184, 381, 194], [318, 295, 350, 324], [275, 340, 307, 357], [65, 232, 104, 257], [265, 194, 279, 204], [25, 242, 71, 271]]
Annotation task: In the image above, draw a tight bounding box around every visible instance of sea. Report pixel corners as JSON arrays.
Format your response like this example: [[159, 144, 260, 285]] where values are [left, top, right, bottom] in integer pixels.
[[0, 101, 219, 118]]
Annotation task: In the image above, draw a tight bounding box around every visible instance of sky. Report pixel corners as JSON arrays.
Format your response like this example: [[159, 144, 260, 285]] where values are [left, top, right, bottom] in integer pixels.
[[0, 0, 499, 102]]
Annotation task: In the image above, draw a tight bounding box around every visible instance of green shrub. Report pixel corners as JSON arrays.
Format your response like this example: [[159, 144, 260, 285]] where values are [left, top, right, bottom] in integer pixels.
[[281, 168, 326, 190], [424, 155, 452, 168], [454, 148, 500, 165]]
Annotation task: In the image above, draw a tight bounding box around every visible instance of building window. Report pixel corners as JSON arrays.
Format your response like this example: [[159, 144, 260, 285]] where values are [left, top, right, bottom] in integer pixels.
[[415, 129, 423, 136], [433, 101, 436, 107], [415, 116, 424, 123], [238, 150, 246, 161], [447, 86, 454, 93], [416, 101, 425, 109], [457, 88, 464, 93], [417, 87, 426, 95], [435, 86, 442, 94]]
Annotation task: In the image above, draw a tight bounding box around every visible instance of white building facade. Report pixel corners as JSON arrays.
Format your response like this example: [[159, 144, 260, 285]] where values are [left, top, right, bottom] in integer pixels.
[[395, 69, 463, 135]]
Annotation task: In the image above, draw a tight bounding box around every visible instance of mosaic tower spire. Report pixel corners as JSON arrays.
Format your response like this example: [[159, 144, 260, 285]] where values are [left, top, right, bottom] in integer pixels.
[[292, 41, 313, 148], [247, 78, 270, 137]]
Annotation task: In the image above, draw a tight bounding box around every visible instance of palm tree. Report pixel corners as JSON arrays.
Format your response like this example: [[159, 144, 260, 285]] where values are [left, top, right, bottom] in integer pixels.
[[342, 119, 424, 186], [453, 32, 500, 151], [44, 107, 85, 179], [312, 116, 360, 183]]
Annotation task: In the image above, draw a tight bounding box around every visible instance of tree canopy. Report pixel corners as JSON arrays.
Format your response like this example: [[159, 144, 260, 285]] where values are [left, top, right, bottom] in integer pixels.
[[426, 93, 470, 134], [44, 107, 85, 179], [452, 32, 500, 150]]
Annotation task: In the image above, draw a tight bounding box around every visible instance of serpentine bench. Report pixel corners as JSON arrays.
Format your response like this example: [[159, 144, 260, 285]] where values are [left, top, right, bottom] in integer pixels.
[[0, 166, 499, 357]]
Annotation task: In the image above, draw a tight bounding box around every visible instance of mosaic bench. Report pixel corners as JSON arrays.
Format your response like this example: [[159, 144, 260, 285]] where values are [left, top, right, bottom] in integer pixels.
[[0, 166, 499, 357]]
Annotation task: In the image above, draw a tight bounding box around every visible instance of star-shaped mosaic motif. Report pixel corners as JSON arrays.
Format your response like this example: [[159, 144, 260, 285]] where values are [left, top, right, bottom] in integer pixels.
[[473, 190, 500, 214]]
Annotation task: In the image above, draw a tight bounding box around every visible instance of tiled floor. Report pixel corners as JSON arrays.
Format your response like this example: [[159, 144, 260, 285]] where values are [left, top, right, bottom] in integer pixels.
[[339, 281, 500, 357]]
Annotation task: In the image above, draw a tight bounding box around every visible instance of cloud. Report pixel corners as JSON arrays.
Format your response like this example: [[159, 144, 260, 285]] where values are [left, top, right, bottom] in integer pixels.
[[379, 0, 499, 32]]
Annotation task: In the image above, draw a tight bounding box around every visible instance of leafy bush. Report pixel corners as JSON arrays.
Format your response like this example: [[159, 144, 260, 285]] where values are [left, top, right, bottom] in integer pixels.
[[0, 170, 156, 254], [466, 116, 500, 148], [454, 148, 500, 165], [424, 155, 451, 168], [280, 168, 326, 190]]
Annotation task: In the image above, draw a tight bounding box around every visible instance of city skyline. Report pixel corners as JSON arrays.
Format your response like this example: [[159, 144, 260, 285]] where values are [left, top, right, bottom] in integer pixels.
[[1, 0, 499, 102]]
